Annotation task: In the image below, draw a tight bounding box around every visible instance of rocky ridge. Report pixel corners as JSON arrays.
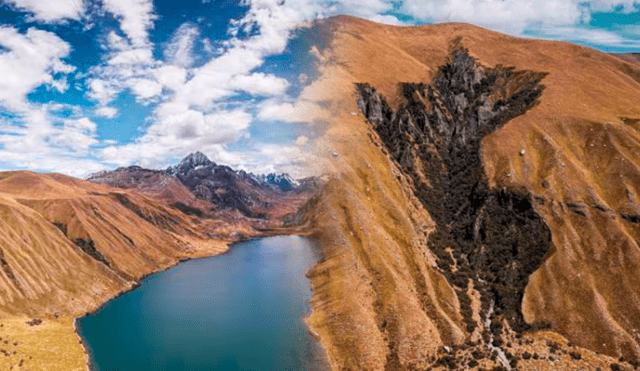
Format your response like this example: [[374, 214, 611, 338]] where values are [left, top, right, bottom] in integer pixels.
[[90, 151, 318, 220]]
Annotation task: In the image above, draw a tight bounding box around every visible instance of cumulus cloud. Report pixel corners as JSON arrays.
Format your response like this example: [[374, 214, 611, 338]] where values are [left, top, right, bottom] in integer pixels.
[[154, 65, 187, 91], [401, 0, 583, 33], [399, 0, 639, 35], [0, 27, 106, 176], [3, 0, 84, 22], [101, 109, 252, 168], [0, 111, 103, 176], [101, 0, 155, 46], [257, 99, 331, 123], [0, 27, 74, 109], [128, 78, 163, 100], [531, 24, 640, 48], [94, 106, 119, 118]]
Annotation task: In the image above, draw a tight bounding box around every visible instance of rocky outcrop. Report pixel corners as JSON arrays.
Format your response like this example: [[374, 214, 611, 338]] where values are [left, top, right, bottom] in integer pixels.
[[357, 46, 552, 337], [166, 151, 213, 175]]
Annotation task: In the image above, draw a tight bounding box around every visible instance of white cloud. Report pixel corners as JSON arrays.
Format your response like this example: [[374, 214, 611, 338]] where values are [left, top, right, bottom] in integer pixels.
[[0, 27, 74, 109], [229, 73, 289, 96], [530, 25, 639, 47], [401, 0, 583, 34], [88, 79, 118, 105], [164, 23, 200, 68], [101, 0, 155, 46], [94, 106, 119, 118], [589, 0, 640, 12], [257, 99, 331, 122], [3, 0, 84, 22], [128, 78, 163, 100], [101, 109, 252, 168], [398, 1, 639, 35], [50, 117, 98, 155], [107, 47, 154, 65], [0, 108, 103, 176], [0, 27, 104, 176], [154, 65, 187, 91]]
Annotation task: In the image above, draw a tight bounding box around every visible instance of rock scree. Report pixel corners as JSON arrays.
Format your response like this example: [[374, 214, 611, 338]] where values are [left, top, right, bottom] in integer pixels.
[[356, 45, 553, 339]]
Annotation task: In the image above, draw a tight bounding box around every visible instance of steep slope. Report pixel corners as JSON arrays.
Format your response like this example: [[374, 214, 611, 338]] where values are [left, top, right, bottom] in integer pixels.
[[302, 15, 640, 370], [0, 171, 226, 317], [0, 171, 230, 370]]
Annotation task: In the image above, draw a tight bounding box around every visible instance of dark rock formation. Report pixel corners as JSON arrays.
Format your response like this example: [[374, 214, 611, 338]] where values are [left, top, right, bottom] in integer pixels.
[[356, 45, 552, 334], [166, 151, 213, 176], [0, 247, 22, 293], [164, 152, 315, 218], [166, 155, 269, 218], [73, 239, 111, 268], [109, 192, 180, 229]]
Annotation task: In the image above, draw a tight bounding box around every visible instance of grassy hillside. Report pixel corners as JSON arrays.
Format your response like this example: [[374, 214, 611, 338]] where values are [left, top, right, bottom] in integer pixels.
[[303, 15, 640, 370]]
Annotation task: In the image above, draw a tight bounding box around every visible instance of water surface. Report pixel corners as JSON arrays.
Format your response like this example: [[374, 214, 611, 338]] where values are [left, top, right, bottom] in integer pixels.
[[78, 236, 326, 371]]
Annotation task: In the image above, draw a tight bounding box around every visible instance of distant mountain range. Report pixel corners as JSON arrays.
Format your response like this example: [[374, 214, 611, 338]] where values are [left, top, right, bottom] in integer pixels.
[[89, 151, 319, 219], [614, 53, 640, 66]]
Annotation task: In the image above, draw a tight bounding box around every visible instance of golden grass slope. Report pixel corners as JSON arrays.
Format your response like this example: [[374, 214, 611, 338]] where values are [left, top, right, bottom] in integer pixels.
[[0, 170, 230, 317], [302, 15, 640, 369], [0, 171, 228, 370]]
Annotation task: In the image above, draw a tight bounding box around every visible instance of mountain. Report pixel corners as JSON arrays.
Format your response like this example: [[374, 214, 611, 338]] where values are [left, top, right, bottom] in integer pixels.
[[0, 171, 239, 317], [251, 173, 299, 192], [90, 152, 318, 220], [166, 151, 213, 176], [300, 15, 640, 370]]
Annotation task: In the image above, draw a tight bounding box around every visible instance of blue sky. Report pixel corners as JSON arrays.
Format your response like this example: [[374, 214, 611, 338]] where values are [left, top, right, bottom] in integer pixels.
[[0, 0, 638, 177]]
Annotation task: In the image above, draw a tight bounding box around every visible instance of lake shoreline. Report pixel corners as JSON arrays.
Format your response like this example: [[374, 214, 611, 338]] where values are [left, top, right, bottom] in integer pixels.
[[74, 237, 231, 371], [75, 234, 330, 371]]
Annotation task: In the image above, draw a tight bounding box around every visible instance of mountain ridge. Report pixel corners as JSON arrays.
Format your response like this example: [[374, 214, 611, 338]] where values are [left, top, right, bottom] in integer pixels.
[[89, 152, 319, 220]]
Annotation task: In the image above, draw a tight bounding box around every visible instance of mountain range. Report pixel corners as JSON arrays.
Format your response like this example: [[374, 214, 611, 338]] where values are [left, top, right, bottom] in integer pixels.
[[89, 151, 318, 220]]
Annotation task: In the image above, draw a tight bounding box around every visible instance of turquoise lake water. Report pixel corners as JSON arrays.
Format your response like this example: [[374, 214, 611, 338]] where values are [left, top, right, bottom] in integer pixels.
[[77, 236, 327, 371]]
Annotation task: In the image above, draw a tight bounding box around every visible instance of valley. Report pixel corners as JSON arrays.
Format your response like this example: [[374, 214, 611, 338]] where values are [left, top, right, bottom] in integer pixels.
[[0, 154, 318, 370]]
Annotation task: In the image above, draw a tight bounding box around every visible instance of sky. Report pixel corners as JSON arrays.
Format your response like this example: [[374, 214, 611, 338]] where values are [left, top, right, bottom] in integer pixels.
[[0, 0, 638, 177]]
